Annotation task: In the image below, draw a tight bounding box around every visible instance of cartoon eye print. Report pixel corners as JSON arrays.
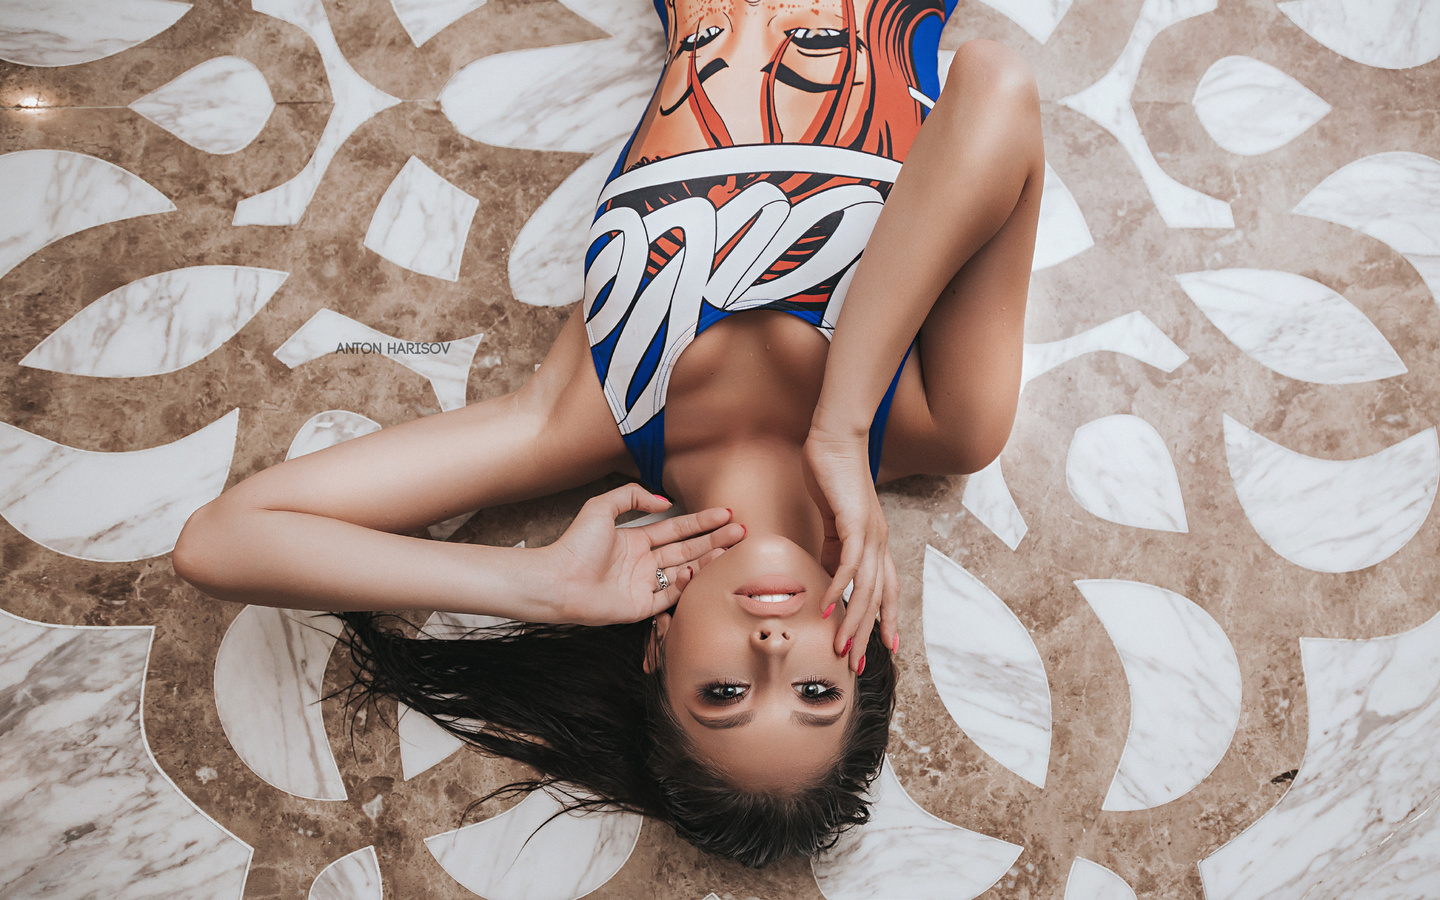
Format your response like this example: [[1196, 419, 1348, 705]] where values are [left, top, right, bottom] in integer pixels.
[[784, 27, 849, 51], [680, 24, 724, 52]]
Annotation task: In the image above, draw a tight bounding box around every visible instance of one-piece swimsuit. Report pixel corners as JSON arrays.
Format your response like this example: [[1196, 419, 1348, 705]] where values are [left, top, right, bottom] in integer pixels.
[[582, 0, 956, 490]]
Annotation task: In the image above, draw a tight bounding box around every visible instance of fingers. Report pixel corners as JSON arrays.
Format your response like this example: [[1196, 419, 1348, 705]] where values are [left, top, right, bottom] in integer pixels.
[[589, 483, 671, 521], [652, 563, 695, 612], [879, 551, 900, 654], [818, 530, 861, 620], [652, 523, 744, 570], [829, 524, 895, 672], [640, 506, 737, 547]]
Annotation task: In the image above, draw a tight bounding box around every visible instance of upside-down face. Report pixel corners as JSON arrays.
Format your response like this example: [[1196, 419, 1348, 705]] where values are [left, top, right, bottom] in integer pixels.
[[646, 531, 857, 791]]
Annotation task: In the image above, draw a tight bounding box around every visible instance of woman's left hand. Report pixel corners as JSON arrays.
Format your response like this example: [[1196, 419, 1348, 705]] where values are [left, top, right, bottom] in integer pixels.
[[544, 484, 743, 626], [802, 431, 899, 672]]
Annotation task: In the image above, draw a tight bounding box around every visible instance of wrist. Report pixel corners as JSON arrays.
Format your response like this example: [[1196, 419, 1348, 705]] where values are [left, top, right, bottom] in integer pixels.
[[465, 543, 563, 623]]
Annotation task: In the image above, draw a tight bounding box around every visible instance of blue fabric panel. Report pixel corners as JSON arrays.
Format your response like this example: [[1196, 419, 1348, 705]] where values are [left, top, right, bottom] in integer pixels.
[[912, 15, 944, 113], [868, 342, 913, 482], [623, 410, 667, 492]]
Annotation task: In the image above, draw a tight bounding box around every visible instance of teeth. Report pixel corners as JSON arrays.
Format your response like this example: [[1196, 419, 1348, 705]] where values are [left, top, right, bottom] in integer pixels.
[[749, 593, 795, 603]]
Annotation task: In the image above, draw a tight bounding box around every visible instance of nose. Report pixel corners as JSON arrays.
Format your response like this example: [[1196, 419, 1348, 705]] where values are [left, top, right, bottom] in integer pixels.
[[752, 624, 793, 655]]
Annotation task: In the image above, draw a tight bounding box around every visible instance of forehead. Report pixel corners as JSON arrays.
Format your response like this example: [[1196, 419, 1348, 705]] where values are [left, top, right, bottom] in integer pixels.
[[677, 708, 849, 788]]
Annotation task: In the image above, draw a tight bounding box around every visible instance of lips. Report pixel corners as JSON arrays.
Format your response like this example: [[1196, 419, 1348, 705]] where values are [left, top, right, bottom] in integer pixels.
[[734, 575, 807, 617]]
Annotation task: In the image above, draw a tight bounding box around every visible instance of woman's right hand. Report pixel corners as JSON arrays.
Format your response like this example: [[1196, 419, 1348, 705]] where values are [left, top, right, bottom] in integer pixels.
[[543, 484, 744, 626], [801, 430, 899, 672]]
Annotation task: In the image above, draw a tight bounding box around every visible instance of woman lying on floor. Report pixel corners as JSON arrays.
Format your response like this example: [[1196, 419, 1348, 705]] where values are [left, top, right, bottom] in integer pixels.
[[174, 0, 1041, 867]]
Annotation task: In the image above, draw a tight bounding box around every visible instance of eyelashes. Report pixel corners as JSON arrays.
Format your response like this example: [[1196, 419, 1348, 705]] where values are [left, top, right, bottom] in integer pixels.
[[785, 27, 849, 51], [697, 679, 844, 706], [677, 26, 853, 54]]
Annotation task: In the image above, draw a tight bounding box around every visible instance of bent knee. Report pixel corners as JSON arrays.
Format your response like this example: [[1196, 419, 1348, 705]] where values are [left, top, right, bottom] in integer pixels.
[[928, 413, 1015, 476], [943, 40, 1039, 109]]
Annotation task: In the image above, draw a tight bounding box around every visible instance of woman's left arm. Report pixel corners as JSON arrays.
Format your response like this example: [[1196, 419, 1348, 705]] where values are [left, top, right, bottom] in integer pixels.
[[805, 41, 1041, 670]]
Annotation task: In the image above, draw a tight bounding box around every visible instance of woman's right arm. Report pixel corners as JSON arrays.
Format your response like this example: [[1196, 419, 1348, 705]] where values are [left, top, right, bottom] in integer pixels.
[[173, 311, 741, 623]]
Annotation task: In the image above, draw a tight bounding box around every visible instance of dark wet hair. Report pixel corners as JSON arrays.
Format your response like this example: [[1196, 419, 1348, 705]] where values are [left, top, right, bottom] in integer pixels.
[[332, 612, 895, 868]]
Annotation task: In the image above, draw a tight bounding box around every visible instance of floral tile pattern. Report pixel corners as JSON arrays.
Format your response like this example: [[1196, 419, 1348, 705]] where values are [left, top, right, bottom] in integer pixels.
[[2, 0, 1439, 896]]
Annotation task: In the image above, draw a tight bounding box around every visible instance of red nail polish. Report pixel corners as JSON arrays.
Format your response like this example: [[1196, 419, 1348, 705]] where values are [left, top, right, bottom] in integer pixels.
[[725, 508, 733, 517], [653, 494, 667, 501], [857, 655, 866, 675], [739, 524, 747, 537], [822, 602, 836, 619], [892, 634, 899, 653], [841, 637, 853, 656]]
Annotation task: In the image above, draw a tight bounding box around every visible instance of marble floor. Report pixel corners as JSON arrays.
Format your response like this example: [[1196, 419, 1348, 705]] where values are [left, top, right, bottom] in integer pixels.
[[2, 0, 1439, 897]]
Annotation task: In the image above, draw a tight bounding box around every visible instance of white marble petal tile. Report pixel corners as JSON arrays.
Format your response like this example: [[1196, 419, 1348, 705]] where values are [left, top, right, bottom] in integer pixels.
[[509, 142, 623, 307], [0, 0, 191, 67], [1033, 162, 1095, 270], [439, 34, 662, 155], [922, 546, 1052, 787], [425, 786, 643, 900], [391, 0, 487, 46], [1277, 0, 1440, 70], [1074, 579, 1242, 811], [399, 609, 507, 780], [1058, 0, 1233, 229], [811, 758, 1022, 899], [21, 265, 288, 377], [129, 56, 276, 155], [0, 609, 252, 898], [363, 157, 479, 282], [1300, 807, 1440, 900], [552, 0, 659, 36], [233, 0, 401, 226], [310, 845, 382, 900], [1223, 416, 1439, 573], [962, 458, 1028, 550], [1176, 269, 1405, 384], [1199, 610, 1440, 899], [286, 410, 383, 460], [1067, 414, 1188, 533], [0, 409, 237, 562], [1021, 311, 1188, 389], [1191, 56, 1330, 157], [0, 149, 174, 282], [213, 605, 348, 800], [975, 0, 1072, 43], [273, 308, 484, 411], [1065, 857, 1137, 900], [1293, 151, 1440, 303]]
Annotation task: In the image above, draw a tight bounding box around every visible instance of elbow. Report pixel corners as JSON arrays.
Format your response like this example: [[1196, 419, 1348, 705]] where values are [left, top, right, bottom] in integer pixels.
[[931, 413, 1015, 476], [172, 499, 239, 599]]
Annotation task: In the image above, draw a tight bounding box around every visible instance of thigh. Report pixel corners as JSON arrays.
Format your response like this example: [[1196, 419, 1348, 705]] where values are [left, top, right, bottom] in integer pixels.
[[226, 308, 635, 532]]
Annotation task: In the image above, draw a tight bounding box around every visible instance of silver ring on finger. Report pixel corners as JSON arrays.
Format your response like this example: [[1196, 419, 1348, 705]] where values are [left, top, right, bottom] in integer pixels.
[[654, 568, 670, 592]]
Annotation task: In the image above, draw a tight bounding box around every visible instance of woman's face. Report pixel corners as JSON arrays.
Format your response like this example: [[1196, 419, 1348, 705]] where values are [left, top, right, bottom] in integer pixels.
[[648, 532, 856, 791]]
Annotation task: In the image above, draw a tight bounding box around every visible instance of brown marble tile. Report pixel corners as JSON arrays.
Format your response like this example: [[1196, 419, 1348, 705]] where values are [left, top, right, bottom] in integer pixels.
[[3, 0, 1439, 896]]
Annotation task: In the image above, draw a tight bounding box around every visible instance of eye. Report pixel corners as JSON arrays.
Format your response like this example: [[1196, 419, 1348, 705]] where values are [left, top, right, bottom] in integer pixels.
[[784, 27, 848, 51], [699, 681, 747, 705], [680, 25, 723, 52], [796, 680, 842, 703]]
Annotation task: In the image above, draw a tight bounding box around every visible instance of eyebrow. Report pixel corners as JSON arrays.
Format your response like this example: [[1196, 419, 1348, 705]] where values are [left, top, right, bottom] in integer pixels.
[[687, 707, 846, 729]]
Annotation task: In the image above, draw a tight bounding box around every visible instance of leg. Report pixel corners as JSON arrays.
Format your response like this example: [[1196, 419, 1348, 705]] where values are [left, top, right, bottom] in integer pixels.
[[877, 39, 1043, 479]]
